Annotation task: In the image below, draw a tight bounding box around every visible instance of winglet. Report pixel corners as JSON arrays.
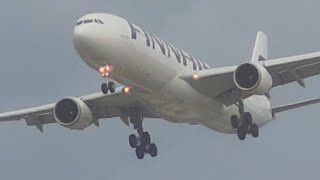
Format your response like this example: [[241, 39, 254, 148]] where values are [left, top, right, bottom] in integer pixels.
[[251, 31, 268, 63]]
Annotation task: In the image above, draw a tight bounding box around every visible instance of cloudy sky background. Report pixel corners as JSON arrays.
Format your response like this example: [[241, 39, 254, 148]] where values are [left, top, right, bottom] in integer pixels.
[[0, 0, 320, 179]]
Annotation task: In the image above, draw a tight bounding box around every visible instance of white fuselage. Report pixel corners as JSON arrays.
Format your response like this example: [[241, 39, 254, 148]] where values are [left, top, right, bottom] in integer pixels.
[[73, 13, 273, 133]]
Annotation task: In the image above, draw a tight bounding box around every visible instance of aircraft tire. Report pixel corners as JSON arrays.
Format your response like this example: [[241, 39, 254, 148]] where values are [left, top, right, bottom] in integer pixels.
[[231, 115, 239, 129], [108, 81, 116, 93], [237, 125, 247, 140], [129, 134, 138, 148], [148, 143, 158, 157], [136, 145, 146, 159], [101, 83, 108, 94], [250, 124, 259, 138], [140, 131, 151, 145]]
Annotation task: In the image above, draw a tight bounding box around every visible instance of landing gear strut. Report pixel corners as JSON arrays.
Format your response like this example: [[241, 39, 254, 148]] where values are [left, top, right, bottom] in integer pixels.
[[98, 65, 116, 94], [230, 100, 259, 140], [128, 115, 157, 159]]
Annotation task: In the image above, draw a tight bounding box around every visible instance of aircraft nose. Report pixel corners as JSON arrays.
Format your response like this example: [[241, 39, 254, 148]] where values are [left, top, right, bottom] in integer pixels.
[[73, 26, 92, 49], [72, 25, 100, 60]]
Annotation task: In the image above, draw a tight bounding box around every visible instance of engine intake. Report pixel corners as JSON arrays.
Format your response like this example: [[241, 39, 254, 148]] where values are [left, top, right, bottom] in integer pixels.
[[233, 63, 272, 95], [53, 97, 94, 130]]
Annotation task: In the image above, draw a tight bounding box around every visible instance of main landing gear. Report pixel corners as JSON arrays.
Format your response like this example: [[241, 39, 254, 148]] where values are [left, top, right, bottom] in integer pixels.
[[98, 65, 116, 94], [230, 100, 259, 140], [128, 115, 158, 159]]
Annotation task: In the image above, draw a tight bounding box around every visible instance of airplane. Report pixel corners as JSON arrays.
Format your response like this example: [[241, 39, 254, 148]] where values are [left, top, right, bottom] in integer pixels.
[[1, 13, 320, 159]]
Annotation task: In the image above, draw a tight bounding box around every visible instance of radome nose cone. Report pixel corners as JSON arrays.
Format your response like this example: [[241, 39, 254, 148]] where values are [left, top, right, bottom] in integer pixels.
[[73, 27, 91, 45], [73, 26, 97, 56], [73, 25, 104, 62]]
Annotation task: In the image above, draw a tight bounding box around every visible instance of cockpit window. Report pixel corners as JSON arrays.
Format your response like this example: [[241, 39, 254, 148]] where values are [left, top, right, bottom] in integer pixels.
[[98, 19, 104, 24], [76, 19, 104, 26], [76, 21, 83, 26], [84, 19, 93, 24]]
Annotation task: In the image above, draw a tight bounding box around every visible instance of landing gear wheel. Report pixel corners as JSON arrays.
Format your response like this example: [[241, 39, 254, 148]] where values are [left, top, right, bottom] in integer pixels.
[[108, 81, 115, 93], [147, 143, 158, 157], [250, 124, 259, 138], [243, 112, 253, 125], [231, 115, 239, 129], [237, 126, 247, 140], [129, 115, 158, 159], [141, 132, 151, 145], [136, 145, 146, 159], [101, 83, 108, 94], [129, 134, 138, 148]]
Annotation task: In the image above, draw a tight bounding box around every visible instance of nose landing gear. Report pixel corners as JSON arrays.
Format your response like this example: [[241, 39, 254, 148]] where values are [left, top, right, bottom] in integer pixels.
[[98, 65, 116, 94], [230, 100, 259, 140], [101, 81, 115, 94], [128, 115, 158, 159]]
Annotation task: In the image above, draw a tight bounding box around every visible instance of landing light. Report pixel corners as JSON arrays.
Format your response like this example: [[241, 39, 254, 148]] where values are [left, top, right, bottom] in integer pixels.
[[98, 65, 112, 78], [105, 65, 111, 71], [99, 67, 105, 73], [193, 73, 200, 80], [122, 86, 131, 94]]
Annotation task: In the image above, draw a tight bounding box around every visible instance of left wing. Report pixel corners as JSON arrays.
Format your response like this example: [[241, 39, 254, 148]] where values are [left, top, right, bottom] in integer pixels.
[[0, 87, 157, 131], [264, 52, 320, 88], [180, 52, 320, 105], [272, 97, 320, 115], [180, 32, 320, 105], [179, 66, 238, 105]]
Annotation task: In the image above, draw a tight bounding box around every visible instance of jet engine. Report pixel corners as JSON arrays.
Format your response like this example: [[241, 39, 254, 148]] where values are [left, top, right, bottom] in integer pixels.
[[53, 97, 94, 130], [233, 63, 273, 95]]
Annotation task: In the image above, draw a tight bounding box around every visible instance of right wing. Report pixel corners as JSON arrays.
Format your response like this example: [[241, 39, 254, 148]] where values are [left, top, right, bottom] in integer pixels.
[[0, 87, 157, 131]]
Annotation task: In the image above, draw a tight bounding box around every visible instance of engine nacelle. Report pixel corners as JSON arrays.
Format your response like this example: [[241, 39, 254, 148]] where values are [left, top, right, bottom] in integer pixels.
[[53, 97, 94, 130], [233, 63, 273, 95]]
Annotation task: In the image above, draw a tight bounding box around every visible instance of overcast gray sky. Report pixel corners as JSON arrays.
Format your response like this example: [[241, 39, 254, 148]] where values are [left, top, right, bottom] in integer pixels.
[[0, 0, 320, 179]]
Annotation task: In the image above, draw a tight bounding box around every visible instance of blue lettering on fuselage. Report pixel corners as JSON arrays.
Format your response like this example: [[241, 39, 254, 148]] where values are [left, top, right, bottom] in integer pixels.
[[128, 21, 210, 70]]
